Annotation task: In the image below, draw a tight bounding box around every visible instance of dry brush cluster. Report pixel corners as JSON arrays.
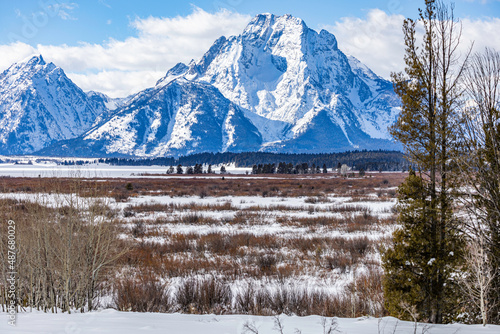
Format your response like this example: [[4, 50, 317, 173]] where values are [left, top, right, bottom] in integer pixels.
[[0, 181, 126, 313]]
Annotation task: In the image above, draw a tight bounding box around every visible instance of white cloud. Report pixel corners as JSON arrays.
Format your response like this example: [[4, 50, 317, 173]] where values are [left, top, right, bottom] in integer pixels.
[[67, 70, 165, 98], [462, 0, 500, 3], [2, 7, 499, 97], [323, 9, 406, 79], [48, 2, 78, 21], [325, 9, 500, 79], [0, 42, 37, 69], [461, 17, 500, 54], [0, 7, 250, 97]]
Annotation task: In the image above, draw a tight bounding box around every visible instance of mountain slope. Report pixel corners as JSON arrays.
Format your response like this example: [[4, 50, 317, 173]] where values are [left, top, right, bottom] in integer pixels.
[[177, 13, 400, 152], [39, 79, 263, 157], [4, 13, 401, 157], [0, 55, 107, 154], [56, 13, 400, 157]]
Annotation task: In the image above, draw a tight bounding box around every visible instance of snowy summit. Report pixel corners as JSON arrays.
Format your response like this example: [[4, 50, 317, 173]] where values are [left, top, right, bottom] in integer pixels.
[[2, 14, 401, 157]]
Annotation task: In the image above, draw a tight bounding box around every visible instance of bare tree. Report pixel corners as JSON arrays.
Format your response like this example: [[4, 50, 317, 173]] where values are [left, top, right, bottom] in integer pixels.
[[459, 234, 496, 326], [457, 47, 500, 324], [0, 179, 128, 313]]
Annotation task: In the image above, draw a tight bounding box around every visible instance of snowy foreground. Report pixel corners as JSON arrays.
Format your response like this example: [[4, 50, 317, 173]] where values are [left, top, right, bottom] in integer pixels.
[[2, 310, 499, 334]]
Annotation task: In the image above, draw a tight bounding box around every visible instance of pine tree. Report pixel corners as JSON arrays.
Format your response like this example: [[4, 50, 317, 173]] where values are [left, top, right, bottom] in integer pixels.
[[382, 169, 463, 323], [193, 164, 203, 174], [384, 0, 467, 324], [176, 164, 183, 174]]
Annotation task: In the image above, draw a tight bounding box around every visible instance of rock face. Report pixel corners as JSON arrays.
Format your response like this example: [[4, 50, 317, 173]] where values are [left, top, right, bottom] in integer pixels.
[[3, 14, 401, 157], [187, 13, 400, 153], [65, 79, 263, 157], [0, 55, 107, 154]]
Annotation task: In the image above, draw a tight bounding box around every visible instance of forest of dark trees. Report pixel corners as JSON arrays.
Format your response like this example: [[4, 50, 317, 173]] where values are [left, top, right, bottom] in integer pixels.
[[92, 150, 408, 171]]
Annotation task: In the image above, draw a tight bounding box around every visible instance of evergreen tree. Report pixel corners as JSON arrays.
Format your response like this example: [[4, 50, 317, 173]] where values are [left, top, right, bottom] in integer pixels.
[[193, 163, 203, 174], [382, 169, 463, 323], [302, 163, 309, 174], [176, 164, 183, 174], [295, 164, 302, 174], [277, 162, 286, 174], [252, 164, 258, 175], [384, 0, 467, 323]]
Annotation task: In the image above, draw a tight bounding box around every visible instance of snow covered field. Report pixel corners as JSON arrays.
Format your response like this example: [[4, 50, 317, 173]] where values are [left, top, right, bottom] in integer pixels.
[[4, 172, 489, 332], [2, 310, 499, 334], [0, 174, 401, 319], [0, 160, 252, 177]]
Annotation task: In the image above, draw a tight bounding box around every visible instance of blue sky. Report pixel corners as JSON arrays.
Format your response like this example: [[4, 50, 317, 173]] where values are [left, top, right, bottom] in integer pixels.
[[1, 0, 499, 97], [1, 0, 497, 46]]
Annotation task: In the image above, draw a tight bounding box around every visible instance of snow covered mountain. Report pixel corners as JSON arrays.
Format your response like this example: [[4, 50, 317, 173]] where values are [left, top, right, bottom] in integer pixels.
[[3, 14, 401, 157], [41, 79, 263, 157], [0, 55, 107, 154], [51, 13, 399, 157], [188, 13, 401, 152]]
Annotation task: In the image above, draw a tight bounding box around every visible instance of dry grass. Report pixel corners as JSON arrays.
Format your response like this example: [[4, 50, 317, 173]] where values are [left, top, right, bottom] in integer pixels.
[[0, 173, 406, 198], [0, 172, 403, 317]]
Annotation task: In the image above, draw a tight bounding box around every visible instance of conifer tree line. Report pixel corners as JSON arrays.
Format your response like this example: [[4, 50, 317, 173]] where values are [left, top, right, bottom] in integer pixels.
[[251, 162, 328, 174], [383, 0, 500, 325], [98, 150, 408, 171]]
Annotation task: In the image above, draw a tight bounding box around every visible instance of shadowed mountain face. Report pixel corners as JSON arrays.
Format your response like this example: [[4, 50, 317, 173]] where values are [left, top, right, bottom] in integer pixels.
[[2, 14, 401, 157], [0, 55, 109, 154]]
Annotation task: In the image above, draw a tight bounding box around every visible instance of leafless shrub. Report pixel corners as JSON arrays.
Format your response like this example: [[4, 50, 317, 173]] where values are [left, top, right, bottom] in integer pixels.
[[235, 283, 257, 314], [176, 278, 197, 313], [114, 272, 170, 312], [321, 317, 340, 334], [347, 237, 371, 260], [242, 320, 259, 334], [325, 254, 350, 273], [258, 254, 277, 273], [175, 277, 232, 314], [273, 315, 285, 334], [131, 221, 146, 238], [181, 213, 203, 224]]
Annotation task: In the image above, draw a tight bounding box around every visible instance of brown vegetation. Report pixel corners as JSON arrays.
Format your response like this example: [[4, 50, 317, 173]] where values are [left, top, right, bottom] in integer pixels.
[[0, 173, 401, 317]]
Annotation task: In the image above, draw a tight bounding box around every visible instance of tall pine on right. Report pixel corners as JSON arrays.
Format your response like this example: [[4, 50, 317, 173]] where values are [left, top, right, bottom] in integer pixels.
[[382, 0, 468, 324]]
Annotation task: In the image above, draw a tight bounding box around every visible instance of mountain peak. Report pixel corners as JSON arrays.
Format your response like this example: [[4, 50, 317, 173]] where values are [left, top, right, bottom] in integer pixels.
[[244, 13, 308, 37], [319, 29, 338, 49], [251, 13, 275, 23], [0, 13, 401, 157], [22, 54, 47, 67], [0, 54, 106, 155]]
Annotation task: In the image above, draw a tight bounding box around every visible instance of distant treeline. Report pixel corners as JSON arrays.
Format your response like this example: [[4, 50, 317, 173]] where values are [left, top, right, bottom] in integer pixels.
[[91, 150, 409, 171]]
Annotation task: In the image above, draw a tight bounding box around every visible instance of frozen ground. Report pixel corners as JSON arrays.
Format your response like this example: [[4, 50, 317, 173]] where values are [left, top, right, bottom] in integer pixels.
[[0, 160, 252, 178], [2, 310, 498, 334]]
